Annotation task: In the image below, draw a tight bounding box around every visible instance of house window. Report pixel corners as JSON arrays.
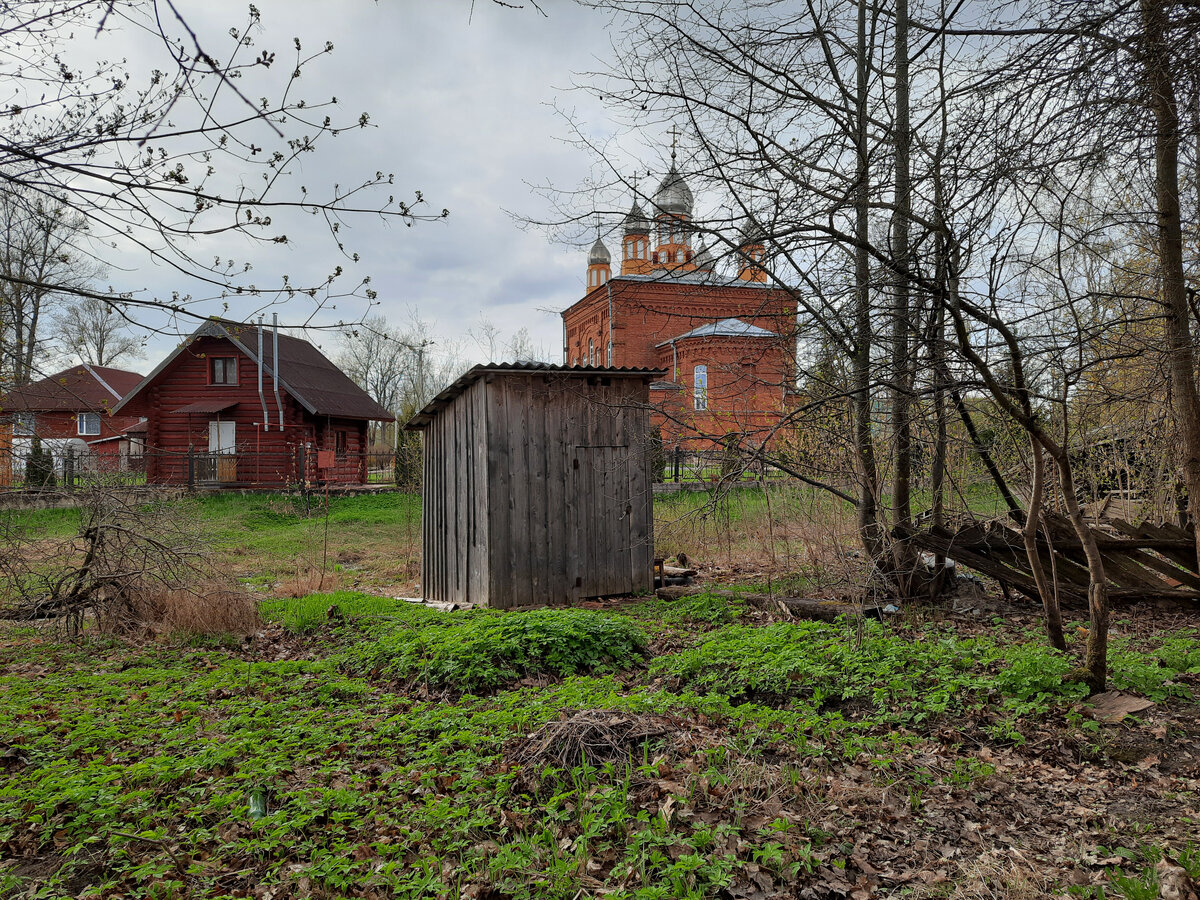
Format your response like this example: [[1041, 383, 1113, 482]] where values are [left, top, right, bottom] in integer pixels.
[[607, 341, 613, 366], [694, 365, 708, 411], [77, 412, 101, 436], [13, 412, 35, 436], [588, 338, 595, 366], [210, 357, 238, 385], [335, 430, 348, 459]]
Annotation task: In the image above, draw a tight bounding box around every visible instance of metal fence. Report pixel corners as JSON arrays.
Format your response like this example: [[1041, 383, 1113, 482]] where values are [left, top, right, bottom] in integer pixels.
[[1, 442, 788, 494], [656, 447, 789, 485], [0, 446, 405, 493]]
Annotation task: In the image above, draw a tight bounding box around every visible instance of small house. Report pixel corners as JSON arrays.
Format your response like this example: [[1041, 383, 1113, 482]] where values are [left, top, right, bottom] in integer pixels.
[[113, 319, 393, 487], [407, 363, 663, 608], [0, 364, 145, 484]]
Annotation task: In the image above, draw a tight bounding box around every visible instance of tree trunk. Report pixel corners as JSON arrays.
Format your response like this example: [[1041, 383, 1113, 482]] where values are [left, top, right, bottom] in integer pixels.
[[888, 0, 916, 597], [1140, 0, 1200, 563], [1023, 440, 1066, 650], [854, 0, 885, 562]]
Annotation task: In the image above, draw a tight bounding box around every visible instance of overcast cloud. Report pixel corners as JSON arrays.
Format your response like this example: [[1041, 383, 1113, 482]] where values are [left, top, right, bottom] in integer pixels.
[[84, 1, 626, 368]]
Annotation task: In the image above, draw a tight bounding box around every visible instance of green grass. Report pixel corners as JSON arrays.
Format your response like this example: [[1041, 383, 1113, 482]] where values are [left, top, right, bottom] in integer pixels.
[[2, 491, 425, 589]]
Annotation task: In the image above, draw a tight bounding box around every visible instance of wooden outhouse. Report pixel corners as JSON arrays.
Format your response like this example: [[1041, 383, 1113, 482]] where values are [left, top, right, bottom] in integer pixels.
[[407, 364, 663, 608]]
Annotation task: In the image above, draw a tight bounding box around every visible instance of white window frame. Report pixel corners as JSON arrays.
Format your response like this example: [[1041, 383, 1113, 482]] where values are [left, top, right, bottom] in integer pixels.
[[208, 420, 237, 454], [77, 412, 101, 436], [694, 364, 708, 411], [13, 412, 35, 436]]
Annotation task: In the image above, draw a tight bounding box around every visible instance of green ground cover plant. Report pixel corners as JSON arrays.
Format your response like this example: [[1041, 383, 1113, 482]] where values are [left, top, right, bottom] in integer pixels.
[[338, 603, 650, 694], [2, 594, 1197, 898]]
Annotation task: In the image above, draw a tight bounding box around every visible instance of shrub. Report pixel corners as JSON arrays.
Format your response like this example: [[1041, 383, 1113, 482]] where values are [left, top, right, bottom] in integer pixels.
[[24, 437, 57, 490], [342, 607, 649, 693]]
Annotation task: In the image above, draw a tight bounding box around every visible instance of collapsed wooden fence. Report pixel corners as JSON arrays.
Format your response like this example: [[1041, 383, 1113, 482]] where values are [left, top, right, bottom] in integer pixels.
[[897, 513, 1200, 606]]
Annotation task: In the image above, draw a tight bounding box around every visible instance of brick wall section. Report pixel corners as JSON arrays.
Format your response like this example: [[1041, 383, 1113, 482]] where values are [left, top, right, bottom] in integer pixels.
[[562, 276, 798, 449]]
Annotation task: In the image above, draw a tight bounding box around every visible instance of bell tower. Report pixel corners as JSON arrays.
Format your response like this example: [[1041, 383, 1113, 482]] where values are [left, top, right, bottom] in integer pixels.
[[587, 236, 611, 290], [651, 129, 695, 270]]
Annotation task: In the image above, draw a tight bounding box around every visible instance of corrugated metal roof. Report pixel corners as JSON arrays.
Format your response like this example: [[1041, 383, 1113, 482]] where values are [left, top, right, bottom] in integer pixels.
[[0, 365, 144, 413], [173, 400, 238, 414], [656, 317, 780, 346], [406, 362, 665, 430]]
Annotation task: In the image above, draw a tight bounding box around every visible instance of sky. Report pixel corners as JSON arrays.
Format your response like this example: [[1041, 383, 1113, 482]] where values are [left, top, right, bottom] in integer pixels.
[[69, 1, 659, 371]]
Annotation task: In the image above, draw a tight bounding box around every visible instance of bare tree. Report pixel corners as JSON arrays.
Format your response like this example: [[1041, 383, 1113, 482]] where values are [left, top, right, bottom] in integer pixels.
[[0, 188, 101, 384], [52, 296, 145, 368], [0, 1, 447, 335]]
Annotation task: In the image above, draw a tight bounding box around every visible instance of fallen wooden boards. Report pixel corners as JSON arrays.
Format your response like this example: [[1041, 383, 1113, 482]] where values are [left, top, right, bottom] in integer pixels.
[[654, 585, 879, 621], [894, 516, 1200, 606]]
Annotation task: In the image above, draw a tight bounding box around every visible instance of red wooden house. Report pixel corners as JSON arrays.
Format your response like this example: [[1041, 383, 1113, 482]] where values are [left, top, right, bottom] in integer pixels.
[[0, 364, 145, 484], [113, 320, 393, 487]]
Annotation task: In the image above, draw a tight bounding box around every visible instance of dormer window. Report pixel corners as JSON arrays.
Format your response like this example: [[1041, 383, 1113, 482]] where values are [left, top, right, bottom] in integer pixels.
[[210, 357, 238, 385]]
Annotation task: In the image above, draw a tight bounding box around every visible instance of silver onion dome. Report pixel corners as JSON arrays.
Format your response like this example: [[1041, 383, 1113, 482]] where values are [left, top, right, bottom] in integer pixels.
[[588, 237, 611, 265], [739, 219, 768, 246], [622, 201, 650, 236], [693, 240, 716, 271], [653, 165, 693, 217]]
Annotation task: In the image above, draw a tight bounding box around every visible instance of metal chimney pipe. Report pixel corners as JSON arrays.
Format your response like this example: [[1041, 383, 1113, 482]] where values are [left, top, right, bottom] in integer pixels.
[[272, 313, 284, 430], [257, 316, 270, 430]]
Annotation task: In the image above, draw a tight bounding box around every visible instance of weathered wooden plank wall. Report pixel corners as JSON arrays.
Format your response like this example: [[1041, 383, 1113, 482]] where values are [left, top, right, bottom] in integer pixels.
[[418, 367, 656, 608]]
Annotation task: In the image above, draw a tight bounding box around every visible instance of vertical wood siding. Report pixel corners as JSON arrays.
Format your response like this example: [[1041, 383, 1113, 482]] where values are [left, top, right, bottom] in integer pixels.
[[421, 370, 654, 609]]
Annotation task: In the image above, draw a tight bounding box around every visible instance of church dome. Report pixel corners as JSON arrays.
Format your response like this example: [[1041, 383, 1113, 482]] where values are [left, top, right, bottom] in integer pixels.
[[653, 165, 693, 217], [739, 219, 768, 246], [622, 201, 650, 236], [694, 240, 716, 271], [588, 237, 611, 265]]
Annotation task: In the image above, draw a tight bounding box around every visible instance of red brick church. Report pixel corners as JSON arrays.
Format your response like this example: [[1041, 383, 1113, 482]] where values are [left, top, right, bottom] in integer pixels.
[[561, 159, 797, 450]]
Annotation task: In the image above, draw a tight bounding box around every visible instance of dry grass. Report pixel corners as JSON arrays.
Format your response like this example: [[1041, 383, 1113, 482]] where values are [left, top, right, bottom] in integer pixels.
[[272, 565, 346, 599], [654, 484, 871, 595], [924, 849, 1055, 899], [104, 581, 261, 636]]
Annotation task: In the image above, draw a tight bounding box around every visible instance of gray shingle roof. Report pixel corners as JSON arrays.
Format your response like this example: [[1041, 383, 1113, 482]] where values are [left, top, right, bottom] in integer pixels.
[[656, 317, 780, 346]]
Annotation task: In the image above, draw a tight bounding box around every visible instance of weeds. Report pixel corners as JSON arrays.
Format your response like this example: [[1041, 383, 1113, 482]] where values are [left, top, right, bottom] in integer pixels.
[[342, 606, 649, 693]]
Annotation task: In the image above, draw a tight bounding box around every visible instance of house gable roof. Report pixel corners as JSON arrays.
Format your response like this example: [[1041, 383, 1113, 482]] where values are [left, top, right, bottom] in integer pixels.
[[111, 319, 393, 421], [0, 364, 144, 413]]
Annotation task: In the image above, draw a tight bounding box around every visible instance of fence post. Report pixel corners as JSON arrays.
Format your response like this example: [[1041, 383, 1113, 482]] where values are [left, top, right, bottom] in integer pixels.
[[65, 447, 75, 492], [673, 446, 681, 483], [187, 447, 195, 489]]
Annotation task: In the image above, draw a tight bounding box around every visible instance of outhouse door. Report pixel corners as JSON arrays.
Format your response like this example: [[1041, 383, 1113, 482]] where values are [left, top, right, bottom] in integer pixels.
[[571, 446, 635, 598]]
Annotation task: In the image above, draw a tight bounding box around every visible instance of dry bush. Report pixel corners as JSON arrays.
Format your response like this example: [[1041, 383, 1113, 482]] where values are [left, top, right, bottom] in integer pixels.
[[119, 583, 261, 636], [1, 484, 257, 636]]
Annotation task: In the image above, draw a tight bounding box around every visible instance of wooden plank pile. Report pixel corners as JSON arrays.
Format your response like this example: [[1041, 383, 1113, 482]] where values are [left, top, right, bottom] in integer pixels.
[[895, 514, 1200, 605]]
